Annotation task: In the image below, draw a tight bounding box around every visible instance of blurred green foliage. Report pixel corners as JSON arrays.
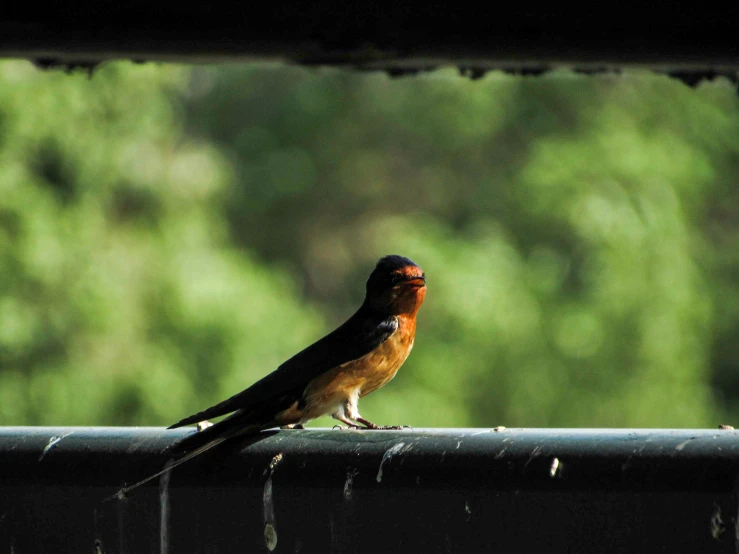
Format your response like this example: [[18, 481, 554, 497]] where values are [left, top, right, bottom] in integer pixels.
[[0, 60, 737, 429]]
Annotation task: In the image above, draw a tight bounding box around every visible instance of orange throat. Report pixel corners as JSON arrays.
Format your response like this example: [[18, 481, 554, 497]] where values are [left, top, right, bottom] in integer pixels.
[[392, 284, 426, 317]]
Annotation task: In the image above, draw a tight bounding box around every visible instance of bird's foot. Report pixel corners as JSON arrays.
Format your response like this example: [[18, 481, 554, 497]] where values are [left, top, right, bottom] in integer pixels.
[[356, 417, 409, 430], [373, 425, 407, 430], [280, 423, 305, 430], [332, 424, 361, 431]]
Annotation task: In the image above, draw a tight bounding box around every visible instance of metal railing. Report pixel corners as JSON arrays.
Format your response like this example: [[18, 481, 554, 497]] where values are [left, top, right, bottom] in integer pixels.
[[1, 427, 737, 553]]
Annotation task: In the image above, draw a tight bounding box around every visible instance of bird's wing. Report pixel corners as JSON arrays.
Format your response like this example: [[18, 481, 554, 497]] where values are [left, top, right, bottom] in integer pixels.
[[168, 311, 398, 428]]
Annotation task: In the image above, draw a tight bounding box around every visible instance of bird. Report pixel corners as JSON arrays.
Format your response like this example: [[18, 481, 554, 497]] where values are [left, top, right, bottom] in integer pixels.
[[108, 254, 426, 500]]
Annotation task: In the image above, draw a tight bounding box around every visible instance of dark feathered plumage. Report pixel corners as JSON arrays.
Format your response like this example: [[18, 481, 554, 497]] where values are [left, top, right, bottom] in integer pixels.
[[108, 255, 426, 500]]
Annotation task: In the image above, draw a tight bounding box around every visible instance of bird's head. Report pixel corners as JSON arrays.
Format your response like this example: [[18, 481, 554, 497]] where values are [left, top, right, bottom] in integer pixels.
[[364, 255, 426, 316]]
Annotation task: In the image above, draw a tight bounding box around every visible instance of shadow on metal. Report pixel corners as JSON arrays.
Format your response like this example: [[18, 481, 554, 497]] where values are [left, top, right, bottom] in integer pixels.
[[0, 427, 737, 553]]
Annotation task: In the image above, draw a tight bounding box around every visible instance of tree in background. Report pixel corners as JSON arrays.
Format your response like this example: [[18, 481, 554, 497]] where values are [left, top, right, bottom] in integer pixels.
[[186, 65, 739, 427], [0, 61, 737, 428], [0, 62, 322, 425]]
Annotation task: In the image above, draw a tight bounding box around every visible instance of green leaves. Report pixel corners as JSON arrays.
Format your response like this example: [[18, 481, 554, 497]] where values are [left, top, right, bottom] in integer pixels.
[[1, 61, 737, 429], [0, 62, 323, 425]]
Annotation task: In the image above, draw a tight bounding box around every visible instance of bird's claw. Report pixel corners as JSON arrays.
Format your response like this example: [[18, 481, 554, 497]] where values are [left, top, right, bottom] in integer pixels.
[[361, 424, 409, 430]]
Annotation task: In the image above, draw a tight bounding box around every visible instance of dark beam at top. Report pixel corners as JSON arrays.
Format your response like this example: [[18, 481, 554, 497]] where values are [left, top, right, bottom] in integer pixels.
[[1, 3, 739, 76]]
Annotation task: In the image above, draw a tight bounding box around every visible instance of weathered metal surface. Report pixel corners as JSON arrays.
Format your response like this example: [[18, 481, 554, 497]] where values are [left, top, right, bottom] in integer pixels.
[[0, 427, 737, 553]]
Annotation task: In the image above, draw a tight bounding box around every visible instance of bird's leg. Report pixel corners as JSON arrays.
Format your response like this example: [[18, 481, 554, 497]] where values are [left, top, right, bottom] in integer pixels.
[[355, 416, 379, 429], [355, 417, 404, 431], [332, 414, 361, 430], [338, 417, 361, 429]]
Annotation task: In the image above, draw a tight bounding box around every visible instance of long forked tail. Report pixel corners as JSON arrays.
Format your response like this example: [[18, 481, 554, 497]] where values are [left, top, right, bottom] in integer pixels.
[[104, 435, 229, 502], [104, 414, 274, 502]]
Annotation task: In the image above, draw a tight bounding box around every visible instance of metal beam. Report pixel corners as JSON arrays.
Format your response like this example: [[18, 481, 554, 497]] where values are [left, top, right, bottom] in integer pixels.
[[1, 427, 737, 553], [1, 4, 739, 76]]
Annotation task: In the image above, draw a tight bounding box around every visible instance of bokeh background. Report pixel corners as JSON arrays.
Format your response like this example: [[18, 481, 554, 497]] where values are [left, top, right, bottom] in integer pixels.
[[0, 60, 737, 429]]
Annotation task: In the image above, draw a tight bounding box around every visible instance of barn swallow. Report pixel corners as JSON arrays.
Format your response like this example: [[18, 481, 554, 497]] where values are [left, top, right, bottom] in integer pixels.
[[109, 255, 425, 499]]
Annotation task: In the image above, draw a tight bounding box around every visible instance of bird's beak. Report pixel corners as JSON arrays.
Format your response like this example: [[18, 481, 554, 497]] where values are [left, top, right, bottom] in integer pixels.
[[402, 275, 426, 287]]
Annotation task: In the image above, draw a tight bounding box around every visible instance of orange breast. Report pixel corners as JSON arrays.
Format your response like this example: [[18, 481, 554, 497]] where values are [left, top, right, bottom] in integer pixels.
[[294, 314, 417, 421]]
